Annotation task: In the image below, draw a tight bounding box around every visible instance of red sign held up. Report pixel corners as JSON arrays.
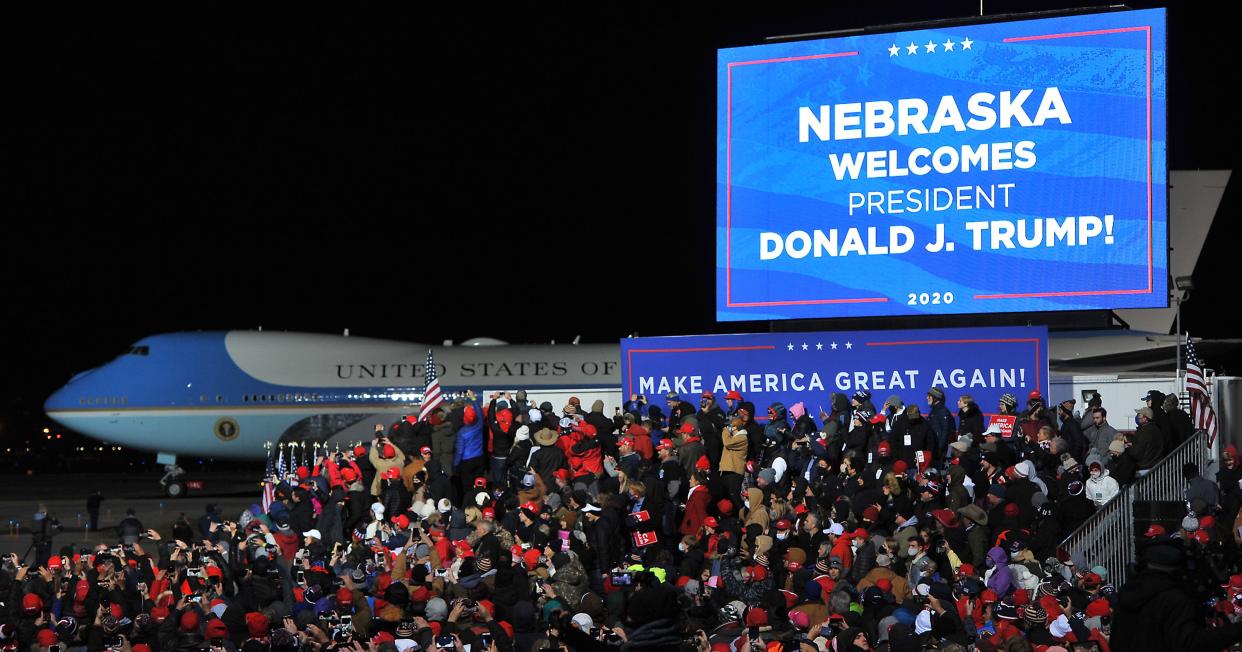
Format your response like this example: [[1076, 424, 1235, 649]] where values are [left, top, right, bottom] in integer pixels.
[[632, 531, 659, 548], [990, 415, 1017, 438]]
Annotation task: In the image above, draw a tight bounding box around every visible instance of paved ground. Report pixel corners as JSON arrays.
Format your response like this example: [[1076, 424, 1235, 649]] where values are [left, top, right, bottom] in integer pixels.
[[0, 470, 263, 559]]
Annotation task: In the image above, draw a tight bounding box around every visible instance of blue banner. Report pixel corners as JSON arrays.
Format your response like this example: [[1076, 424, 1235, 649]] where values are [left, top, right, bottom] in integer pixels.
[[717, 9, 1167, 321], [621, 326, 1048, 417]]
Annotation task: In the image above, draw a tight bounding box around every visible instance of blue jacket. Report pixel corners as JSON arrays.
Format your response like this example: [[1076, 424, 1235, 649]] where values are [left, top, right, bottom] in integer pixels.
[[928, 402, 955, 454], [454, 400, 486, 466]]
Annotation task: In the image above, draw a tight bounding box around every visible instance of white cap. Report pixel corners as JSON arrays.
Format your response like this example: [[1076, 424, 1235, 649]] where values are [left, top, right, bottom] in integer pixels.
[[985, 422, 1003, 435], [438, 498, 452, 513], [571, 613, 594, 631], [827, 523, 844, 536], [303, 529, 322, 540], [581, 503, 602, 513], [371, 502, 385, 515], [515, 425, 531, 442]]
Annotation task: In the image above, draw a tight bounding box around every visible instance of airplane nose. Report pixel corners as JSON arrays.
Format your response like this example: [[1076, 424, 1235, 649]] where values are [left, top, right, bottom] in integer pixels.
[[44, 382, 77, 413]]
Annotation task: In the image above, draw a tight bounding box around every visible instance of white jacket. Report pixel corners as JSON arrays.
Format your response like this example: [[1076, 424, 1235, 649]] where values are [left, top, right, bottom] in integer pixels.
[[1086, 471, 1120, 506]]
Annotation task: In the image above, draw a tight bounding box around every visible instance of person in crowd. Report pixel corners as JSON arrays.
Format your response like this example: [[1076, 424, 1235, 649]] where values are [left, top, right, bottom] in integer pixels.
[[4, 385, 1226, 652]]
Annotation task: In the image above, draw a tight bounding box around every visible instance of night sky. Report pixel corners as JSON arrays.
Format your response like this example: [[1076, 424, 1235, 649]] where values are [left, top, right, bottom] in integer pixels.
[[2, 3, 1235, 442]]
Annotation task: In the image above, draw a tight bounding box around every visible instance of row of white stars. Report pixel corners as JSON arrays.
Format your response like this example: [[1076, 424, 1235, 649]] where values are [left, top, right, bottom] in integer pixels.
[[787, 341, 852, 351], [889, 37, 973, 57]]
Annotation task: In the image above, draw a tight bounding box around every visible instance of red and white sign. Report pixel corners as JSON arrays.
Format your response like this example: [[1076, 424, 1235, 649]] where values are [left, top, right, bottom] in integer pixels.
[[632, 531, 659, 547], [990, 415, 1017, 438]]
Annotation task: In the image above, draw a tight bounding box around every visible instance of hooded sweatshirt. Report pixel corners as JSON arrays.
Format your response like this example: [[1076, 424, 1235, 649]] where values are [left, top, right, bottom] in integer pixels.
[[984, 546, 1013, 597]]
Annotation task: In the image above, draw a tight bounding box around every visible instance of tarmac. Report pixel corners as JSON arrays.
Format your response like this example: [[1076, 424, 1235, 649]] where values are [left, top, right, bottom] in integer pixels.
[[0, 470, 263, 560]]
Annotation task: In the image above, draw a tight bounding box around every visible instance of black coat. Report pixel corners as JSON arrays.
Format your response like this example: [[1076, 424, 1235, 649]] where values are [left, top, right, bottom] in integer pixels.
[[1114, 568, 1242, 651], [958, 404, 984, 441], [892, 416, 931, 467]]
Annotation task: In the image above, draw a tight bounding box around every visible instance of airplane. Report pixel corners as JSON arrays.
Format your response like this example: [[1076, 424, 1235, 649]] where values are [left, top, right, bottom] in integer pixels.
[[43, 330, 623, 463]]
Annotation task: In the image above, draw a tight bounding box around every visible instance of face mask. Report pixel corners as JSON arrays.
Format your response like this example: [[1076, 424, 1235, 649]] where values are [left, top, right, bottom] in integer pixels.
[[777, 532, 789, 541], [908, 546, 919, 557], [852, 540, 862, 550]]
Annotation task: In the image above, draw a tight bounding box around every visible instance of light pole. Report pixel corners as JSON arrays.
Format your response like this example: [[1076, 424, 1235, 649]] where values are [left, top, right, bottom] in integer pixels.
[[1175, 275, 1195, 394]]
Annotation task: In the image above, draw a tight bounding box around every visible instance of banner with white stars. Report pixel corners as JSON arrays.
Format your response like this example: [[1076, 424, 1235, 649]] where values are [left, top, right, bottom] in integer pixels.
[[717, 9, 1167, 322], [621, 326, 1047, 417]]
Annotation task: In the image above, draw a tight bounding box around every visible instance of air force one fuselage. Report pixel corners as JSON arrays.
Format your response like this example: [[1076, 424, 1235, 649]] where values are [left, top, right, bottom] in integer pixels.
[[43, 331, 622, 460]]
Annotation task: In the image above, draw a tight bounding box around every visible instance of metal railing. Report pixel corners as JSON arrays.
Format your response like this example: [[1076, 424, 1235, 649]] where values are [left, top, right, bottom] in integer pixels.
[[1059, 429, 1212, 585]]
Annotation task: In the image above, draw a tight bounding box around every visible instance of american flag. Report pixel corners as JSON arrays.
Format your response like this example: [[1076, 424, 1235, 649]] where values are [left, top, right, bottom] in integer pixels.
[[1184, 336, 1218, 446], [419, 349, 444, 421], [261, 446, 278, 512]]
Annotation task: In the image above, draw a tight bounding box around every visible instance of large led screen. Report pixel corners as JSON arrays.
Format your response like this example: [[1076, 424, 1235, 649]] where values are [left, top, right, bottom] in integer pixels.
[[717, 9, 1167, 321]]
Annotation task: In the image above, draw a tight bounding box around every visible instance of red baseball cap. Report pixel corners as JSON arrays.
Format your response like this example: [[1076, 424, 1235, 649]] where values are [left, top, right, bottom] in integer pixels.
[[420, 446, 432, 455], [726, 390, 742, 401], [703, 517, 718, 528], [391, 514, 410, 529], [678, 422, 696, 434], [656, 439, 675, 451], [744, 607, 768, 627], [205, 619, 229, 639], [482, 507, 495, 519], [1144, 523, 1166, 538]]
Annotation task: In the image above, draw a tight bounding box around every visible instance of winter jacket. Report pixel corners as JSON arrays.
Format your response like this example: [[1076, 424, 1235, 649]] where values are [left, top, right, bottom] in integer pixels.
[[927, 401, 955, 457], [549, 552, 589, 609], [1083, 420, 1119, 458], [1058, 413, 1088, 462], [567, 425, 604, 478], [720, 425, 749, 475], [984, 547, 1014, 597], [1113, 568, 1242, 651], [742, 488, 769, 532], [486, 400, 518, 457], [528, 444, 568, 492], [764, 402, 790, 447], [452, 402, 486, 466], [680, 483, 711, 535], [1130, 421, 1163, 469], [369, 442, 407, 496], [430, 418, 456, 474], [958, 403, 984, 441]]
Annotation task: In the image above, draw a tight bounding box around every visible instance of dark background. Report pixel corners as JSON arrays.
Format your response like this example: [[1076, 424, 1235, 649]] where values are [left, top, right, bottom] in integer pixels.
[[1, 3, 1234, 450]]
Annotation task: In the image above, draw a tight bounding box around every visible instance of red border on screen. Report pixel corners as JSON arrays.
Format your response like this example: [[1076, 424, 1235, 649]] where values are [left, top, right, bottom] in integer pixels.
[[723, 26, 1154, 308]]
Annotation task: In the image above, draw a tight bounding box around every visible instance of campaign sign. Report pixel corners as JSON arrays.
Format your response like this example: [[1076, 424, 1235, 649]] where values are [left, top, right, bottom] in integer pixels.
[[621, 326, 1047, 418], [633, 531, 659, 548], [990, 414, 1017, 437], [717, 9, 1167, 321]]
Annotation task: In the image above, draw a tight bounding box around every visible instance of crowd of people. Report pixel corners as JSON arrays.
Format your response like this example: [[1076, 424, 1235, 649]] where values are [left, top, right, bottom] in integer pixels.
[[3, 386, 1241, 651]]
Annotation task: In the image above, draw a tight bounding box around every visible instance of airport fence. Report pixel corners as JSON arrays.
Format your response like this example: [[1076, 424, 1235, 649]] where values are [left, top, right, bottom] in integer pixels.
[[1059, 429, 1213, 586]]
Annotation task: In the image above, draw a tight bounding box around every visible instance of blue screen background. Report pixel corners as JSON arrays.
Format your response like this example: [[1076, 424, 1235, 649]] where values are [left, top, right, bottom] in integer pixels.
[[716, 9, 1167, 321]]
